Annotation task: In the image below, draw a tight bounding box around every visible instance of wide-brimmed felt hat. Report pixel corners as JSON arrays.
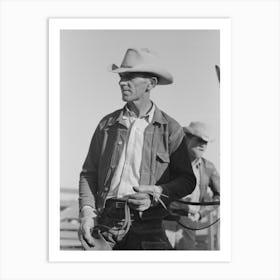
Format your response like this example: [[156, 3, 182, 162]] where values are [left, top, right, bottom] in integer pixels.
[[109, 48, 173, 85], [183, 122, 213, 142]]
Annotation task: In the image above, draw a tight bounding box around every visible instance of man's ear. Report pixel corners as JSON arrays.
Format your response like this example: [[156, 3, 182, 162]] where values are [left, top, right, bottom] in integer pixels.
[[147, 77, 158, 91]]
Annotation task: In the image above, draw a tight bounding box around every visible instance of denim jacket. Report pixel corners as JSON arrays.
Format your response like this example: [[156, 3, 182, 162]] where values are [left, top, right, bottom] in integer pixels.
[[79, 105, 196, 215]]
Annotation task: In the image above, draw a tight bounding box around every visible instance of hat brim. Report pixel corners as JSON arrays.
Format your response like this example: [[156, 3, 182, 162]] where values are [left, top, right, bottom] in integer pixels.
[[109, 63, 173, 85], [183, 126, 213, 142]]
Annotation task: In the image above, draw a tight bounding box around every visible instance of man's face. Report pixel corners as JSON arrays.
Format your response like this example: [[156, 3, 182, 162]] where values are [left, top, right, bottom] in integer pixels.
[[187, 134, 208, 160], [119, 72, 153, 102]]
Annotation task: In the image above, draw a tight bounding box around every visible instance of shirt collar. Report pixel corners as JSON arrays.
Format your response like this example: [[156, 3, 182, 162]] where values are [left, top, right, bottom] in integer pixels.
[[107, 102, 167, 128], [123, 102, 155, 123], [192, 158, 202, 169]]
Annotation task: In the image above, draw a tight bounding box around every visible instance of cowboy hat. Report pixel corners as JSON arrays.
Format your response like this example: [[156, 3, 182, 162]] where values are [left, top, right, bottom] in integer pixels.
[[109, 48, 173, 85], [183, 122, 214, 142]]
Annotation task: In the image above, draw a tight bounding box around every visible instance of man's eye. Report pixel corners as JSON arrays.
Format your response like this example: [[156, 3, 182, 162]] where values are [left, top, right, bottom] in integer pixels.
[[120, 74, 132, 80], [127, 74, 135, 79]]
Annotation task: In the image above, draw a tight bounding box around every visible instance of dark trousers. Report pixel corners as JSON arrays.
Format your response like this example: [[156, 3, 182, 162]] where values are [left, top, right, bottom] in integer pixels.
[[98, 200, 172, 250]]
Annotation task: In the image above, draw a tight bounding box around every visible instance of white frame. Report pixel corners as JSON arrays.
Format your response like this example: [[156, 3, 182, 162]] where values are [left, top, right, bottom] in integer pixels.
[[49, 18, 231, 262]]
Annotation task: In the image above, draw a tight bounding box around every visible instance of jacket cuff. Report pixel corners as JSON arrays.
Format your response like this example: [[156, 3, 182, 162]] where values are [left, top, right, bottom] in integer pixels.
[[78, 197, 96, 212]]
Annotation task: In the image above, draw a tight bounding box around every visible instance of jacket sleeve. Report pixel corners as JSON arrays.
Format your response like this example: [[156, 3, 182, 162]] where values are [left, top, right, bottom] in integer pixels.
[[160, 126, 196, 202], [78, 124, 102, 211], [209, 162, 220, 199], [199, 162, 220, 219]]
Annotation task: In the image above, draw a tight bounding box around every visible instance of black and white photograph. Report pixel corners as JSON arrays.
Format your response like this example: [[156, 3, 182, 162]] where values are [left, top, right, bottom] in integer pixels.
[[49, 18, 231, 261], [1, 1, 279, 279]]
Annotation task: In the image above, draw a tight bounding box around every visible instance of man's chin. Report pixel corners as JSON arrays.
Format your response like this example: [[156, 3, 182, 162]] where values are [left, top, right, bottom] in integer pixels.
[[122, 96, 129, 102]]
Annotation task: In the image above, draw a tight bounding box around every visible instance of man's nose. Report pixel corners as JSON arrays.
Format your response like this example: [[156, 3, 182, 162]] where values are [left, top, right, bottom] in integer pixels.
[[199, 143, 207, 148], [119, 78, 127, 85]]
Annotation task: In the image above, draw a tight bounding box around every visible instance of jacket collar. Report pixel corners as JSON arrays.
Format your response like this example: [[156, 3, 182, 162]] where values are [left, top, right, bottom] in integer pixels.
[[106, 103, 167, 127], [152, 105, 168, 125]]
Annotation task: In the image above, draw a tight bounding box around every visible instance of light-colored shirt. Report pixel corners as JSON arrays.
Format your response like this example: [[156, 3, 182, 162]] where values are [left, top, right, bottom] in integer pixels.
[[107, 103, 155, 199], [183, 158, 201, 213]]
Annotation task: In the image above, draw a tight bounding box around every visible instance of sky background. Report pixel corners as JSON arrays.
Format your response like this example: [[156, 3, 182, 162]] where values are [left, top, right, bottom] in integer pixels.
[[60, 30, 220, 190]]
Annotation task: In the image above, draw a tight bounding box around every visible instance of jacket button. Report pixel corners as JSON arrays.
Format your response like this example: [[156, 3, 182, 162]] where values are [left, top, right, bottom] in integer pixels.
[[118, 141, 122, 145]]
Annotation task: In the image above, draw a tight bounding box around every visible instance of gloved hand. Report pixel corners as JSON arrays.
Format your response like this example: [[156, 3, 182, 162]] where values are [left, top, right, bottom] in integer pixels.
[[134, 184, 163, 203], [188, 211, 201, 222], [127, 191, 152, 212], [188, 206, 201, 222], [130, 185, 164, 211], [78, 206, 97, 248]]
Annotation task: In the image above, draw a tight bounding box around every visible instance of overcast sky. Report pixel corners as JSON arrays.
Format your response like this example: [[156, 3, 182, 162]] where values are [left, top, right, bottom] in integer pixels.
[[60, 30, 220, 189]]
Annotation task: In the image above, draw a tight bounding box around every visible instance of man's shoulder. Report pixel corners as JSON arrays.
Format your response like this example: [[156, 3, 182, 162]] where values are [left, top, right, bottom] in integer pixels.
[[98, 108, 123, 129], [155, 107, 185, 152], [158, 108, 182, 131]]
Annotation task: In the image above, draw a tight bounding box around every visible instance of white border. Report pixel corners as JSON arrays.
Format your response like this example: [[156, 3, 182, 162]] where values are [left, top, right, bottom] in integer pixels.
[[49, 18, 231, 262]]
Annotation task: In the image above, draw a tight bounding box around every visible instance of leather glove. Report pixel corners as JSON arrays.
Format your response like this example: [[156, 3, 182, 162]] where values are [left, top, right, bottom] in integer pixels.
[[78, 206, 96, 248], [188, 211, 201, 222], [127, 192, 151, 212], [132, 185, 164, 207]]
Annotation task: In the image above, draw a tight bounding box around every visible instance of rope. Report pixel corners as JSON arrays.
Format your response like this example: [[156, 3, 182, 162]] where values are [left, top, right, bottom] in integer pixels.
[[175, 200, 220, 206], [92, 198, 132, 241], [157, 192, 220, 206], [94, 193, 220, 235], [121, 200, 132, 236], [177, 218, 220, 231], [146, 191, 220, 231]]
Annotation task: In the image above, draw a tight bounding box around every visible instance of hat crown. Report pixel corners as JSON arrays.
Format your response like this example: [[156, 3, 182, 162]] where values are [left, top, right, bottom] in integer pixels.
[[120, 48, 160, 68], [109, 47, 173, 85], [184, 122, 212, 142]]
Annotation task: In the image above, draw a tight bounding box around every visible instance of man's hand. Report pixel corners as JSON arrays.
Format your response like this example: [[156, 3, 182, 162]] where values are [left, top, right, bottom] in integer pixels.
[[78, 206, 97, 248], [188, 211, 201, 222], [133, 185, 163, 206], [127, 192, 151, 212]]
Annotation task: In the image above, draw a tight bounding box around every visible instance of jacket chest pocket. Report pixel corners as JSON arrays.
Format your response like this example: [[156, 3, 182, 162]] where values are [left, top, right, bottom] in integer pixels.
[[110, 140, 123, 168], [155, 152, 170, 182]]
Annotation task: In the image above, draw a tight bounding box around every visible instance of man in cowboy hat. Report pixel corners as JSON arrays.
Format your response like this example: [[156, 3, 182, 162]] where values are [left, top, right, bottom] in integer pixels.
[[164, 121, 220, 250], [78, 48, 196, 250]]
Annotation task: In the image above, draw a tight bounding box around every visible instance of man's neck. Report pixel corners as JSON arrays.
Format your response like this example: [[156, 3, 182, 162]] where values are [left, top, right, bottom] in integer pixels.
[[127, 99, 153, 118]]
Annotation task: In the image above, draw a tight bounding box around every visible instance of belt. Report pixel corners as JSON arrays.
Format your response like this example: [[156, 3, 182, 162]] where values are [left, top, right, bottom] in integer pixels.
[[105, 198, 169, 221], [105, 198, 127, 209], [104, 199, 164, 235]]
